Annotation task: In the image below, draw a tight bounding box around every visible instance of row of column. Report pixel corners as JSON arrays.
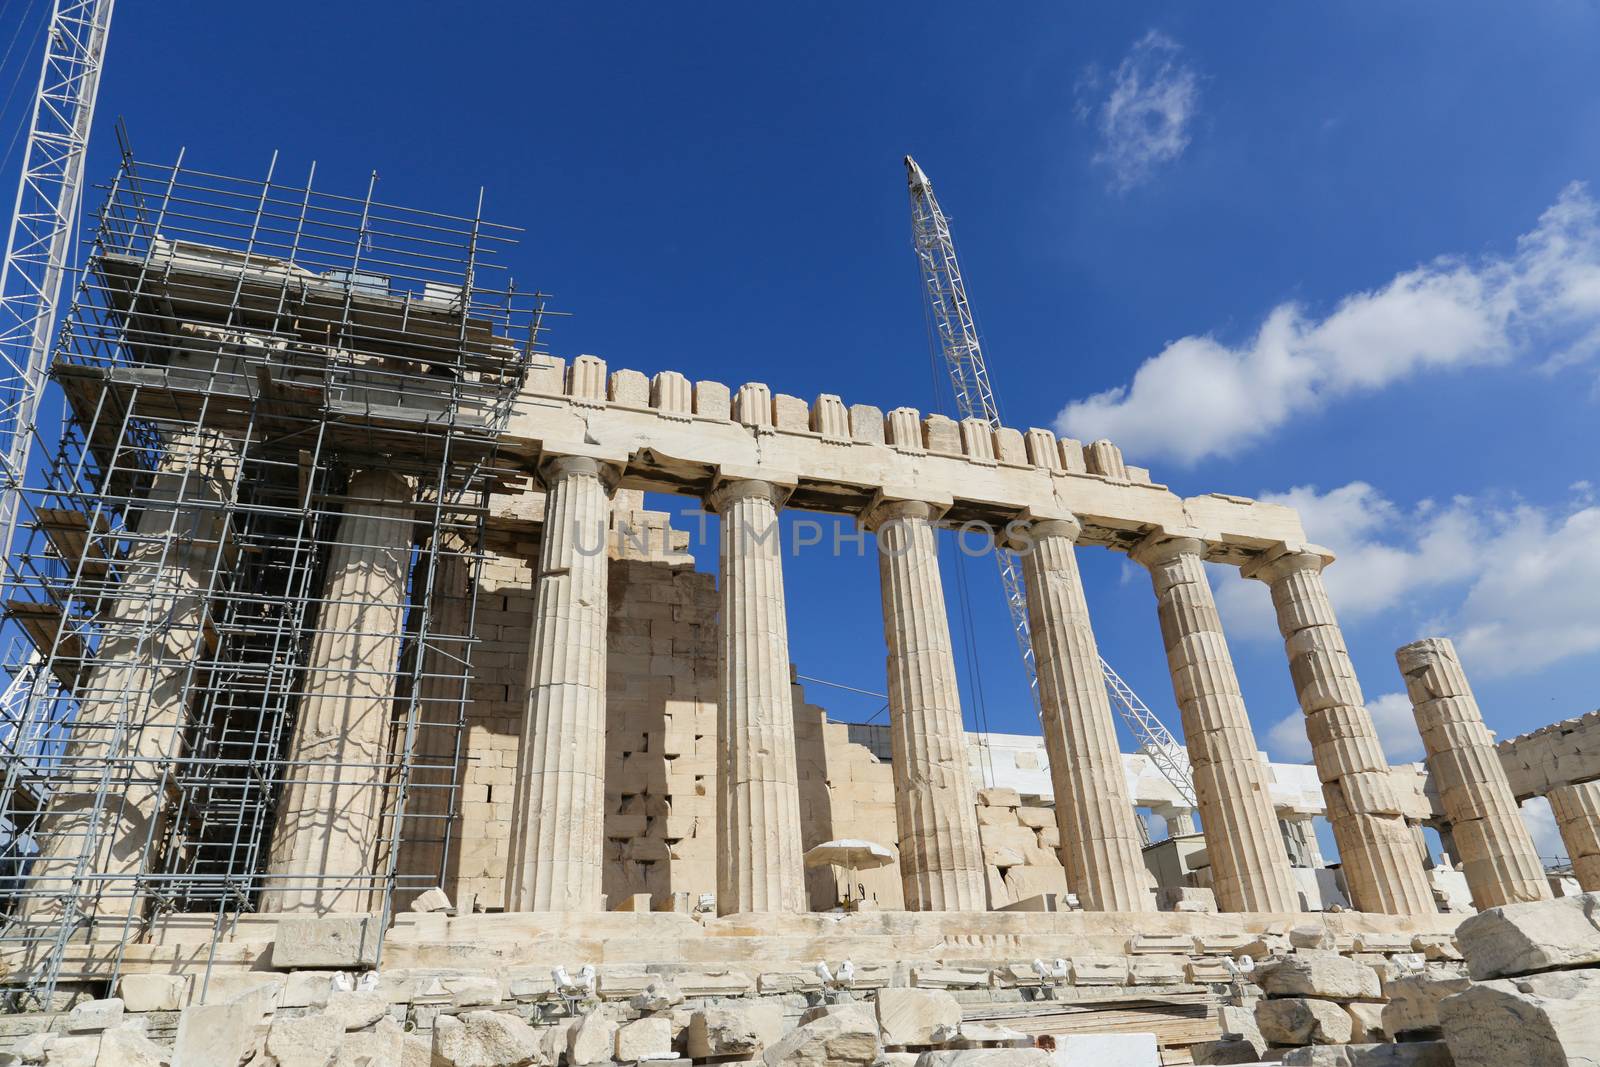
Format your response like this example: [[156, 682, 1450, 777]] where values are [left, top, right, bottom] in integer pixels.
[[506, 467, 1432, 916], [256, 458, 1543, 918]]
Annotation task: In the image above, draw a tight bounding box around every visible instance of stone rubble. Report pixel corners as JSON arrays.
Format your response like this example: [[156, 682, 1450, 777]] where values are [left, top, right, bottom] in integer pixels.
[[1431, 892, 1600, 1067]]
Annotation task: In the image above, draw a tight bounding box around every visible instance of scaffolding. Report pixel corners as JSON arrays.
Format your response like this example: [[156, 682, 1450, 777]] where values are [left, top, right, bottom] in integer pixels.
[[0, 150, 543, 1002]]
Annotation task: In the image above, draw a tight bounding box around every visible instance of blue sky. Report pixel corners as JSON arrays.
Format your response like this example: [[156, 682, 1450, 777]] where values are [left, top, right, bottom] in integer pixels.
[[4, 3, 1599, 855]]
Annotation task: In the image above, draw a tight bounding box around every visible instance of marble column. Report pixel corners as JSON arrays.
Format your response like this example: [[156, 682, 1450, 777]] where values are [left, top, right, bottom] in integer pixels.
[[1396, 637, 1550, 908], [1248, 550, 1440, 921], [507, 456, 617, 912], [261, 467, 416, 914], [1017, 517, 1152, 911], [866, 499, 986, 911], [1132, 534, 1298, 914], [1245, 546, 1436, 915], [393, 530, 474, 908], [24, 428, 234, 923], [708, 479, 807, 914], [1548, 782, 1600, 892]]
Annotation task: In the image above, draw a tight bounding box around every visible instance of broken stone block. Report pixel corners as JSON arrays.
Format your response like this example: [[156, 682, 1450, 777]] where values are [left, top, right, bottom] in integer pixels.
[[911, 967, 988, 990], [1290, 924, 1334, 949], [1411, 933, 1464, 962], [1127, 955, 1184, 985], [1069, 955, 1129, 985], [409, 887, 451, 913], [325, 989, 388, 1030], [336, 1016, 404, 1067], [400, 1032, 431, 1067], [1345, 1000, 1385, 1042], [568, 1014, 620, 1066], [281, 971, 338, 1010], [1256, 997, 1356, 1046], [1217, 1003, 1260, 1040], [1190, 1038, 1266, 1064], [1439, 966, 1600, 1067], [40, 1034, 99, 1067], [95, 1023, 169, 1067], [117, 973, 190, 1013], [1453, 890, 1600, 979], [1280, 1042, 1455, 1066], [271, 915, 381, 969], [431, 1011, 542, 1067], [265, 1013, 343, 1067], [687, 1001, 785, 1058], [976, 788, 1020, 808], [172, 998, 266, 1067], [615, 1016, 671, 1060], [629, 977, 684, 1012], [444, 974, 502, 1008], [64, 997, 123, 1032], [761, 1006, 880, 1065], [875, 988, 961, 1047], [1382, 969, 1472, 1038], [1255, 954, 1381, 1000]]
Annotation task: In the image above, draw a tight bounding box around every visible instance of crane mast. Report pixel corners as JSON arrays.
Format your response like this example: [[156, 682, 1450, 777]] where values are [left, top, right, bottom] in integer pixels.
[[904, 155, 1197, 809], [0, 0, 116, 593]]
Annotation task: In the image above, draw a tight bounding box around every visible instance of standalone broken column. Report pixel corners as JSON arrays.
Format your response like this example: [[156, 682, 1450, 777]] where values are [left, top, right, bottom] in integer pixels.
[[1132, 533, 1298, 914], [1396, 637, 1550, 908], [708, 478, 807, 914], [867, 499, 987, 911], [1548, 782, 1600, 891], [507, 456, 617, 912], [24, 429, 234, 924], [1017, 517, 1152, 911], [262, 467, 416, 914], [1245, 545, 1435, 915]]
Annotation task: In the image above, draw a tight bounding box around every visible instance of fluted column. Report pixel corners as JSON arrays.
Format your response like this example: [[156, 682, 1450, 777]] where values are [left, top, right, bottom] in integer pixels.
[[1396, 637, 1549, 908], [1548, 782, 1600, 891], [866, 500, 986, 911], [393, 530, 474, 908], [1244, 546, 1435, 915], [24, 428, 235, 924], [1017, 518, 1152, 911], [507, 456, 617, 912], [707, 479, 807, 914], [261, 468, 416, 914], [1132, 534, 1298, 914]]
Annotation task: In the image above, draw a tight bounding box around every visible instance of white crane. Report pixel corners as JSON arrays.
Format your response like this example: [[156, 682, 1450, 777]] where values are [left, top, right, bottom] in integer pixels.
[[0, 0, 116, 596], [904, 155, 1197, 809]]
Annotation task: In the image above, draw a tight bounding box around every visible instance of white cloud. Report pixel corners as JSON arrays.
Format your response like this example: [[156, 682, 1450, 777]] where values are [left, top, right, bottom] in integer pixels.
[[1264, 691, 1423, 765], [1214, 481, 1600, 679], [1083, 31, 1199, 192], [1520, 796, 1568, 865], [1056, 183, 1600, 464]]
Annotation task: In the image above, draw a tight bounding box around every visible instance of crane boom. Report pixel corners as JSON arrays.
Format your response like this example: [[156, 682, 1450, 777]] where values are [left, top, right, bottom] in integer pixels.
[[0, 0, 116, 591], [905, 155, 1197, 808]]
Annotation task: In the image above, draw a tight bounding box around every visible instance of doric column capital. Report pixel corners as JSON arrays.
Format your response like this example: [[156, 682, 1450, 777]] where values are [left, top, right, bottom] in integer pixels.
[[1128, 530, 1205, 569], [861, 495, 942, 532], [535, 453, 623, 493], [1008, 514, 1083, 550], [704, 476, 790, 515], [1240, 542, 1336, 584]]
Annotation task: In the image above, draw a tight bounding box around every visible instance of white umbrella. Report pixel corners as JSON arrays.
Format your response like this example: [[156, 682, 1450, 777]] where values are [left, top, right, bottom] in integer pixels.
[[804, 839, 897, 907]]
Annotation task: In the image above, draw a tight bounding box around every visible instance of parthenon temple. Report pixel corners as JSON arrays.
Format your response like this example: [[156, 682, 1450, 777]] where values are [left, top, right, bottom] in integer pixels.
[[3, 157, 1598, 1066]]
